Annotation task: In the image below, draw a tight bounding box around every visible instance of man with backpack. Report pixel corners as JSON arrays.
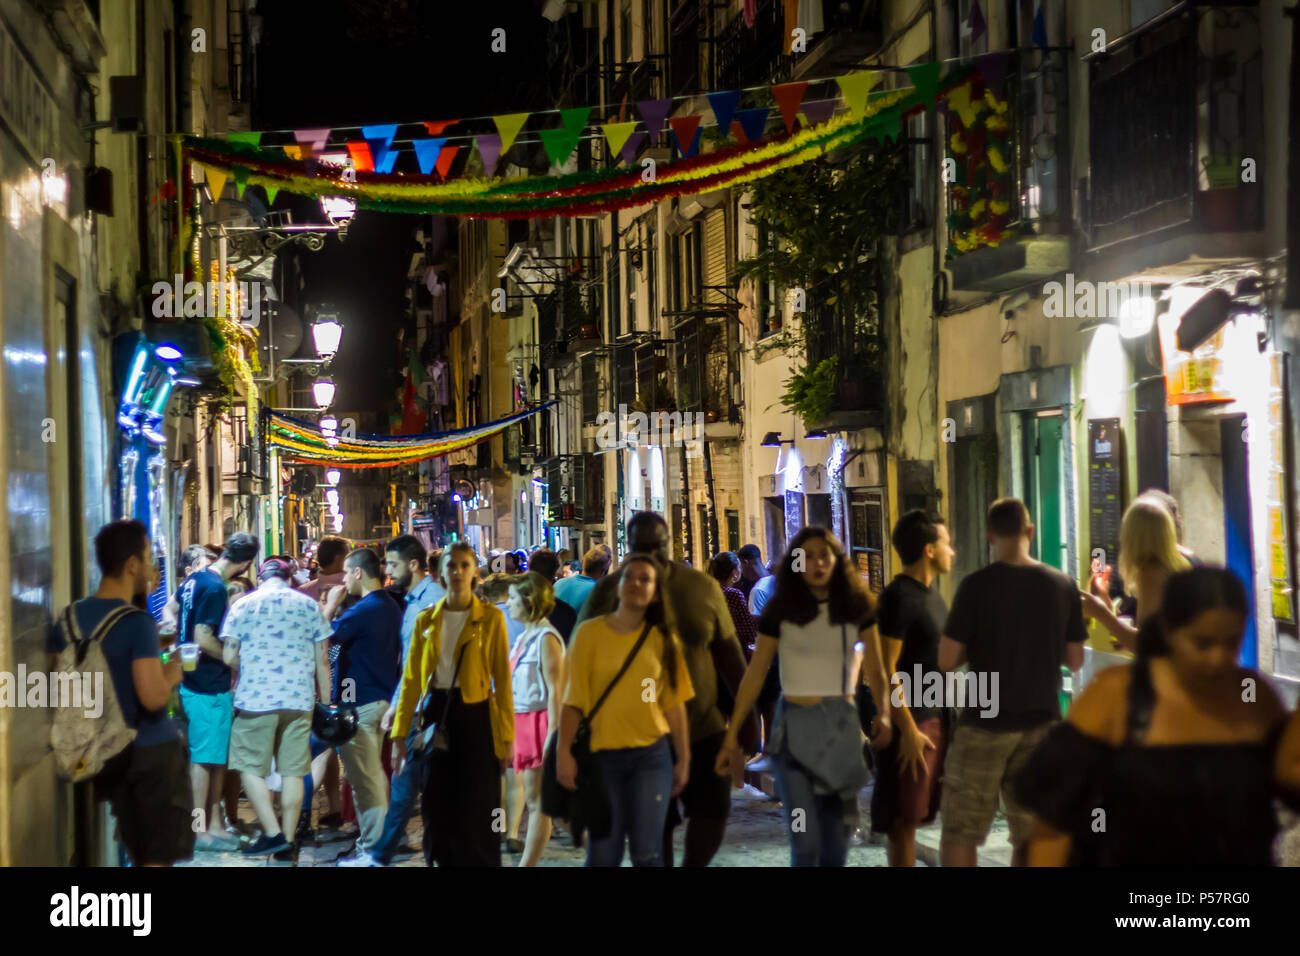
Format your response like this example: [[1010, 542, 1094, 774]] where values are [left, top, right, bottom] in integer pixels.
[[48, 520, 193, 866]]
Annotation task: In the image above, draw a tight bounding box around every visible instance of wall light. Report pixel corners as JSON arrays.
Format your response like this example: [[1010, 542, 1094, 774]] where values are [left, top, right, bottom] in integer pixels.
[[312, 379, 336, 407]]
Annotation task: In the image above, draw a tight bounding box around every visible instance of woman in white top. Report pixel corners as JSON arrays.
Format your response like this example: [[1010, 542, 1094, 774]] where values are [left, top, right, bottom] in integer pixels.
[[502, 572, 565, 866], [717, 526, 892, 866]]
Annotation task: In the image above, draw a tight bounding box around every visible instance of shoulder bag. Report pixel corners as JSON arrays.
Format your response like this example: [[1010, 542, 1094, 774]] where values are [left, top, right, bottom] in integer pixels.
[[542, 619, 652, 841]]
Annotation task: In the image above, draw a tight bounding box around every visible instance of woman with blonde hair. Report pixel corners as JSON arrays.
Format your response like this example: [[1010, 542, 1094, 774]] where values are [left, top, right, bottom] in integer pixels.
[[1082, 498, 1190, 652], [502, 571, 566, 864]]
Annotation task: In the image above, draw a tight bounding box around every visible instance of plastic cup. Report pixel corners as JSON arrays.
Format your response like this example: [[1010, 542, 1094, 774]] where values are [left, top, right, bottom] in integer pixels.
[[180, 644, 200, 672]]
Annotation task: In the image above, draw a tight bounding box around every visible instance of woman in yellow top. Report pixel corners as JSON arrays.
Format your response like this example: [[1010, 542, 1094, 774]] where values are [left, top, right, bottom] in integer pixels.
[[390, 541, 514, 867], [558, 554, 693, 867], [1082, 498, 1191, 652]]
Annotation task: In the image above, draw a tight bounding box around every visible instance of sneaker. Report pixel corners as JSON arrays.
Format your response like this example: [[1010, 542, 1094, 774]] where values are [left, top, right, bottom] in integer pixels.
[[337, 849, 384, 867], [271, 843, 299, 865], [295, 817, 315, 847], [194, 832, 241, 852], [242, 832, 291, 855]]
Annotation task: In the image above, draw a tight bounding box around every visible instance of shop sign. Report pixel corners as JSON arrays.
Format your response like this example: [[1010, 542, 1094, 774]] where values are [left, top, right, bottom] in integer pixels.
[[1157, 310, 1232, 405]]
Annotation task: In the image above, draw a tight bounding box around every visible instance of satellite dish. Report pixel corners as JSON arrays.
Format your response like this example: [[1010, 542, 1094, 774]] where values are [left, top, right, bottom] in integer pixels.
[[258, 302, 304, 370]]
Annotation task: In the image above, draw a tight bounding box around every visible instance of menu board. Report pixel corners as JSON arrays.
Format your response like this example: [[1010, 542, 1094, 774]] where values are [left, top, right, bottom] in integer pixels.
[[1088, 419, 1123, 571]]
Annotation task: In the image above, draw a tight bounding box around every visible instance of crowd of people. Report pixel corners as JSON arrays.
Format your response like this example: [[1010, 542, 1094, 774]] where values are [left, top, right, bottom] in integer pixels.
[[53, 489, 1300, 868]]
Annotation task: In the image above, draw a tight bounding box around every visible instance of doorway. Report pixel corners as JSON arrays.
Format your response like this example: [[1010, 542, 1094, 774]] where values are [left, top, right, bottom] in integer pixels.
[[952, 432, 998, 584], [1221, 416, 1258, 667], [1021, 410, 1067, 572]]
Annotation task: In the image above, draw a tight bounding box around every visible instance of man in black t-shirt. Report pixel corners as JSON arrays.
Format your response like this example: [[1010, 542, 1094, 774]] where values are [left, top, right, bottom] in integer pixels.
[[872, 510, 954, 867], [937, 498, 1085, 867]]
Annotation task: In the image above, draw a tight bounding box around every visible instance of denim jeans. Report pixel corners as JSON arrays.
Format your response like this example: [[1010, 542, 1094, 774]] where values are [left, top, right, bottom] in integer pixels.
[[770, 701, 851, 867], [371, 747, 419, 864], [585, 736, 672, 867]]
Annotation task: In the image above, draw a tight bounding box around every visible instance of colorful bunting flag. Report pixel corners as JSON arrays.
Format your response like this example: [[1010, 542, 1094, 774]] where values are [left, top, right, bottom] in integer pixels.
[[227, 131, 263, 149], [434, 145, 460, 179], [232, 165, 249, 198], [293, 127, 330, 158], [424, 120, 458, 136], [618, 131, 647, 164], [492, 112, 530, 155], [771, 81, 808, 134], [345, 141, 375, 172], [905, 62, 942, 109], [837, 71, 876, 121], [669, 115, 703, 158], [476, 133, 502, 173], [264, 183, 280, 206], [979, 52, 1010, 100], [706, 90, 741, 138], [362, 124, 399, 174], [636, 98, 672, 140], [203, 165, 228, 200], [967, 0, 986, 43], [735, 108, 770, 144], [602, 121, 639, 159], [801, 98, 836, 127], [413, 138, 445, 175]]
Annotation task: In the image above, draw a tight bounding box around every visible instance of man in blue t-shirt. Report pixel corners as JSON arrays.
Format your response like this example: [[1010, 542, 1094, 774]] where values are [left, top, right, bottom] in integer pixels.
[[48, 520, 191, 866], [553, 545, 611, 623], [176, 531, 257, 852], [324, 547, 402, 859]]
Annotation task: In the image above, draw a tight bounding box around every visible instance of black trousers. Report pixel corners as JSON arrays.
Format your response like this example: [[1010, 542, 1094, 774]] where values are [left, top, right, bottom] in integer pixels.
[[420, 690, 502, 867]]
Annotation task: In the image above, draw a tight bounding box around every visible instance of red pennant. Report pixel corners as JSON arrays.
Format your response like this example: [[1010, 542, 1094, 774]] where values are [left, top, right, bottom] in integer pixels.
[[346, 141, 375, 172], [424, 119, 457, 136], [434, 145, 460, 179], [668, 115, 702, 157], [771, 81, 808, 133], [730, 120, 750, 145]]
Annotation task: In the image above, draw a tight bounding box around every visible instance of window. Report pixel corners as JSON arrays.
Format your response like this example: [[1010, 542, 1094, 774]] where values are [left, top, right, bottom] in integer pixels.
[[697, 503, 713, 563], [756, 221, 778, 337], [621, 1, 633, 62], [726, 509, 740, 553], [904, 106, 932, 231], [607, 250, 621, 339]]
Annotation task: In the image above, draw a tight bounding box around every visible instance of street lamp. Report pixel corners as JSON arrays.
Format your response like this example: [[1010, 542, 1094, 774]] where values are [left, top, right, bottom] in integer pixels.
[[326, 468, 341, 485], [312, 317, 343, 358], [312, 379, 336, 408], [320, 196, 357, 235]]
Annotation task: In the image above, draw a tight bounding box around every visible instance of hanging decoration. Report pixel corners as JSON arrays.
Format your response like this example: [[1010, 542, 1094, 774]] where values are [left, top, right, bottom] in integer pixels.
[[266, 403, 558, 468], [184, 62, 981, 219], [944, 65, 1014, 256]]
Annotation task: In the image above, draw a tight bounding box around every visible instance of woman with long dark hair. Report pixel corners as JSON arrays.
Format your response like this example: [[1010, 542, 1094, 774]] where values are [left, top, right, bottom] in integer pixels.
[[716, 527, 892, 866], [557, 554, 692, 866], [1015, 567, 1297, 865]]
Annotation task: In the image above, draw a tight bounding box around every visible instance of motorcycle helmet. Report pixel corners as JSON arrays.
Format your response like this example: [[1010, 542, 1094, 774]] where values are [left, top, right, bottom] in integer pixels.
[[312, 703, 359, 745]]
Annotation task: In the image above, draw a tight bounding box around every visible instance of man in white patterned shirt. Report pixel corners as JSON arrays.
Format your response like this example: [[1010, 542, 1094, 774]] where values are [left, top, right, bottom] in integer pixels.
[[221, 558, 333, 856]]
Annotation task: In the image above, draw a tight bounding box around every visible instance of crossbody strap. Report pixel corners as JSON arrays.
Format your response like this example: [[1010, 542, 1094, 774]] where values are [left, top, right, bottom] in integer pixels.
[[840, 622, 849, 698], [582, 618, 653, 728], [414, 625, 470, 731], [64, 603, 145, 666]]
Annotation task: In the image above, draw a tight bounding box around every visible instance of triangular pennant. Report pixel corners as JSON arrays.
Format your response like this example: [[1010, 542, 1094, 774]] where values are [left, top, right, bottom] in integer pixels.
[[1032, 1, 1048, 49], [602, 121, 639, 159], [424, 120, 457, 136], [730, 120, 750, 145], [771, 81, 808, 133], [434, 145, 460, 179], [345, 141, 375, 172], [361, 124, 399, 173], [492, 112, 530, 155], [967, 0, 986, 42], [475, 133, 502, 173], [945, 81, 978, 126], [706, 90, 741, 138], [232, 165, 249, 198], [836, 70, 876, 120], [801, 98, 836, 126], [228, 131, 263, 149], [264, 184, 280, 206], [905, 62, 942, 109], [538, 127, 579, 168], [294, 127, 330, 158], [203, 165, 229, 201], [668, 115, 703, 158], [635, 98, 672, 140], [618, 131, 647, 165], [412, 138, 445, 175], [876, 107, 902, 143], [282, 144, 304, 160], [978, 52, 1011, 101], [736, 108, 770, 143], [560, 106, 591, 137]]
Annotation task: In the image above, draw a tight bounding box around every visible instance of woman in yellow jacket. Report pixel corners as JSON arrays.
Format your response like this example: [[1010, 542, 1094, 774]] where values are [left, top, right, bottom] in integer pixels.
[[391, 541, 513, 866]]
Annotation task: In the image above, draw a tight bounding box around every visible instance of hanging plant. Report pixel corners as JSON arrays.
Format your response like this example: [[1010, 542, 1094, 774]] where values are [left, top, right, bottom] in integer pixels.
[[781, 357, 839, 424]]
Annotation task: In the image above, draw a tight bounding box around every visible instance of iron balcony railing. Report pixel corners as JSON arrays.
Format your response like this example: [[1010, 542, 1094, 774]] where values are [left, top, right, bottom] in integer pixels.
[[547, 454, 587, 525], [673, 313, 740, 424], [613, 338, 671, 412], [1085, 1, 1263, 251]]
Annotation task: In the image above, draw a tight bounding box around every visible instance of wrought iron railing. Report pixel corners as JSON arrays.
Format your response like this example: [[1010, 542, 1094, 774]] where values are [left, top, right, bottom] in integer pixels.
[[547, 454, 586, 524], [668, 1, 700, 98], [1086, 2, 1262, 250], [674, 314, 739, 423]]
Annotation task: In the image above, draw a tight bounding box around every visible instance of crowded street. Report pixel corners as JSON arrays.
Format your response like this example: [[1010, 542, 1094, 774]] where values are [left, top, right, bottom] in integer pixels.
[[6, 0, 1300, 936]]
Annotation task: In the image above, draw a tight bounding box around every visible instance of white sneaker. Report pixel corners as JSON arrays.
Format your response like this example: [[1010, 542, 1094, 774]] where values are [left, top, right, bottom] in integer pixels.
[[336, 849, 384, 867]]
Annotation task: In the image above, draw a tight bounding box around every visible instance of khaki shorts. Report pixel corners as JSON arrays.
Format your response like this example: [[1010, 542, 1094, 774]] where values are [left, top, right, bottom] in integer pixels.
[[939, 721, 1054, 848], [228, 710, 312, 777]]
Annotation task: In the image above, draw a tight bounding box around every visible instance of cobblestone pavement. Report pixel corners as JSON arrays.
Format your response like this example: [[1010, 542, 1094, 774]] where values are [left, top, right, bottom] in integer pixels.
[[179, 782, 894, 868]]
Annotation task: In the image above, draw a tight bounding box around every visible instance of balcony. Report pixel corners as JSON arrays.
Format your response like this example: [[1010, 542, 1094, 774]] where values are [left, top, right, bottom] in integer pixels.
[[614, 338, 671, 413], [715, 0, 880, 92], [668, 0, 701, 97], [946, 49, 1071, 292], [538, 277, 602, 369], [547, 455, 588, 526], [611, 59, 659, 110], [1083, 1, 1264, 268], [673, 313, 741, 431], [804, 306, 885, 431]]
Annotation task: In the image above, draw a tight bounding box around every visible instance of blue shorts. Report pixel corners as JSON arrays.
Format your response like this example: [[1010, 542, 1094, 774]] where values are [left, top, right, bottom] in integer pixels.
[[180, 687, 234, 765]]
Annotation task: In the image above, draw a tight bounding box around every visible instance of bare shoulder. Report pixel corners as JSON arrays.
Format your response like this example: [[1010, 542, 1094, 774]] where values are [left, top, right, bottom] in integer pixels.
[[1068, 665, 1130, 746], [1237, 667, 1286, 726]]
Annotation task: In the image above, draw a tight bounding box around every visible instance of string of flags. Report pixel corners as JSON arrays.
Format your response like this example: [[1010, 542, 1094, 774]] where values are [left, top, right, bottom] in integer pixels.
[[184, 59, 1006, 218]]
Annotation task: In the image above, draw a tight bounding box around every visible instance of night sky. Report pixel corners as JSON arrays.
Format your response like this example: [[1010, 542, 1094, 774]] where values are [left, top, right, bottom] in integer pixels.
[[253, 0, 553, 411]]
